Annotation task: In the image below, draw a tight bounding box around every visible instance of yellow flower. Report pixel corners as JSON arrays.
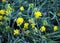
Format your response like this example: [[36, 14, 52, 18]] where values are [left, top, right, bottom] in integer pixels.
[[20, 6, 24, 11], [14, 29, 19, 35], [24, 23, 29, 29], [0, 10, 5, 15], [31, 23, 35, 28], [40, 26, 46, 32], [54, 26, 58, 31], [5, 10, 10, 15], [16, 17, 24, 25], [2, 0, 6, 3], [0, 16, 3, 20], [29, 3, 34, 8], [57, 13, 60, 17], [34, 11, 42, 18]]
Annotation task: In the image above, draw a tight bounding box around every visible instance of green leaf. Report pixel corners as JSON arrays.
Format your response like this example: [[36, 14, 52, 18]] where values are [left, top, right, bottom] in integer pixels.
[[18, 0, 23, 3]]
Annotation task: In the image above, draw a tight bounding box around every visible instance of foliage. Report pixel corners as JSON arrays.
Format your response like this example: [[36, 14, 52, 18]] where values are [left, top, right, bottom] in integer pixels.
[[0, 0, 60, 43]]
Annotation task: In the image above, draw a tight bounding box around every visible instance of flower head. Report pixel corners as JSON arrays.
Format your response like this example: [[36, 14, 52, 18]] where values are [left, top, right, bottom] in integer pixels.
[[16, 17, 24, 25], [20, 6, 24, 11], [31, 23, 35, 28], [40, 26, 46, 32], [34, 11, 42, 19], [0, 10, 5, 15], [24, 23, 29, 29], [2, 0, 6, 3], [57, 13, 60, 17], [54, 26, 58, 31], [14, 29, 19, 35]]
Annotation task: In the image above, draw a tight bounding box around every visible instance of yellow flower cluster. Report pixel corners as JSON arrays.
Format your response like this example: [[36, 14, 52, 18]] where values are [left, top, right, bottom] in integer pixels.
[[2, 0, 6, 3], [31, 23, 35, 28], [54, 26, 58, 31], [24, 23, 29, 29], [14, 29, 19, 35], [0, 10, 5, 15], [57, 13, 60, 17], [16, 17, 24, 25], [40, 26, 46, 32], [20, 6, 24, 11], [34, 11, 42, 19]]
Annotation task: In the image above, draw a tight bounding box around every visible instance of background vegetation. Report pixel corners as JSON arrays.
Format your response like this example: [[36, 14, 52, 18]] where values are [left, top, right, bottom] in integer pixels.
[[0, 0, 60, 43]]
